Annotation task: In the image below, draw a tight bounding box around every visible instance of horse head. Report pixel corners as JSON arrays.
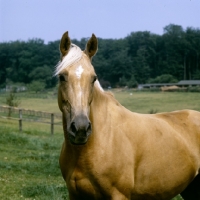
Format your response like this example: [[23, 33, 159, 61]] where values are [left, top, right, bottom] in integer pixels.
[[56, 31, 98, 145]]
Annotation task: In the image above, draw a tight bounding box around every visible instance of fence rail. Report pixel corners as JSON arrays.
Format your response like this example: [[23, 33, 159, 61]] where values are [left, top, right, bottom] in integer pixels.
[[0, 106, 62, 134]]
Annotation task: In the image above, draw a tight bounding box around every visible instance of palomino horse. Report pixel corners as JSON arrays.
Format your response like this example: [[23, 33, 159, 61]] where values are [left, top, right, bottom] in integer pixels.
[[55, 31, 200, 200]]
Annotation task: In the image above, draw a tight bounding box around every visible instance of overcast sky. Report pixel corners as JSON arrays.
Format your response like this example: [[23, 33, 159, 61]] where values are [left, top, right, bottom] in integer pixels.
[[0, 0, 199, 43]]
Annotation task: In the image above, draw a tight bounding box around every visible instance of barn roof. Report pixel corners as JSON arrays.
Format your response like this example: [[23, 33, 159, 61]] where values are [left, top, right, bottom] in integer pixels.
[[177, 80, 200, 85], [139, 80, 200, 89]]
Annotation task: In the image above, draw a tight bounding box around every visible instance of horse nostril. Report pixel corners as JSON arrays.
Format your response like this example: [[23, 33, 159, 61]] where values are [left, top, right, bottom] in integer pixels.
[[70, 122, 77, 133], [86, 123, 92, 133]]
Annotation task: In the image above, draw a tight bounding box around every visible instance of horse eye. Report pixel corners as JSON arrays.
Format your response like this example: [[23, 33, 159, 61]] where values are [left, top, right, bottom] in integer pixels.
[[59, 75, 66, 82], [92, 76, 97, 83]]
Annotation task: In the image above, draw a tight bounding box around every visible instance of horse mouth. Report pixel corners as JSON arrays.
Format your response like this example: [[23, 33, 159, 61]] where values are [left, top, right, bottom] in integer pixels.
[[68, 135, 88, 145]]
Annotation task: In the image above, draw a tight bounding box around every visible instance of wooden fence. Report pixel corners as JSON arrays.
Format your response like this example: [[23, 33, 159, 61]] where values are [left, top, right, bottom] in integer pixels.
[[0, 106, 62, 135]]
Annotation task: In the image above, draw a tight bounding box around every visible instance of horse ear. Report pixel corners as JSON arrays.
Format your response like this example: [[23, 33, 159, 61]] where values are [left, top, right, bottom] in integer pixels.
[[60, 31, 71, 57], [85, 34, 98, 59]]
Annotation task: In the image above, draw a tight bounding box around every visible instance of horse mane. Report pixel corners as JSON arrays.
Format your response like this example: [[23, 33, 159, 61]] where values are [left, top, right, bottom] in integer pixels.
[[54, 44, 83, 76], [93, 83, 122, 108]]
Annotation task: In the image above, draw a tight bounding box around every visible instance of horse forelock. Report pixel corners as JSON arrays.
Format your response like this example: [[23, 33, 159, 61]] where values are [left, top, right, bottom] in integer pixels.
[[54, 43, 105, 93], [54, 44, 83, 76]]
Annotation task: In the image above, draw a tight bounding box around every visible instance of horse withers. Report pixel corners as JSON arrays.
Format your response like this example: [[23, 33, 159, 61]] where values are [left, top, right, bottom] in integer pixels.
[[55, 31, 200, 200]]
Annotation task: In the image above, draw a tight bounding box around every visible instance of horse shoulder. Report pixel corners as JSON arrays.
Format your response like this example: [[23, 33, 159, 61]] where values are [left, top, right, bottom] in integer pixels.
[[155, 109, 200, 146], [152, 110, 200, 168], [118, 110, 200, 198]]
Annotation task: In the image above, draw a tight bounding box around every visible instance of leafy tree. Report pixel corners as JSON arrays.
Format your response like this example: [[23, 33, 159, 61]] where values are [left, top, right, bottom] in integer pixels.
[[28, 81, 46, 93], [5, 90, 20, 117], [6, 90, 20, 107], [132, 47, 150, 83], [0, 24, 200, 88], [148, 74, 178, 83], [127, 74, 138, 88]]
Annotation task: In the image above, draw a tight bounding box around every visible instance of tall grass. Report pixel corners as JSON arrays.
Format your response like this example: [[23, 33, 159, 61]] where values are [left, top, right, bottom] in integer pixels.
[[0, 124, 68, 200]]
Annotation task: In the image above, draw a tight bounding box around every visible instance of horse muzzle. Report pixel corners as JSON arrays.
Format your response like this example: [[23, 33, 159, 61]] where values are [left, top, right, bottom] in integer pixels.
[[68, 114, 92, 145]]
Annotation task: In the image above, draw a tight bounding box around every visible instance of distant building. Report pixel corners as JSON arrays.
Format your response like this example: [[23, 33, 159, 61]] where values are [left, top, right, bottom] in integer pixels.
[[138, 80, 200, 89], [5, 85, 27, 92]]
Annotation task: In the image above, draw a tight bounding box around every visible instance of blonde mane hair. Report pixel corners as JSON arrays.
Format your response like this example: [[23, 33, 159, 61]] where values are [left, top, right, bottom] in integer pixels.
[[54, 44, 83, 76]]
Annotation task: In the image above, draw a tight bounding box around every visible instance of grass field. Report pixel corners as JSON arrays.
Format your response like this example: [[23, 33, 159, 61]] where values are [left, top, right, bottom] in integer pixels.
[[1, 90, 200, 114], [1, 90, 199, 199], [113, 90, 200, 113], [0, 125, 68, 200]]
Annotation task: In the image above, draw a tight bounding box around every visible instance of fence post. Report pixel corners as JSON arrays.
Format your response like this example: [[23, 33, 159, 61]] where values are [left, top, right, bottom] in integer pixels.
[[19, 109, 22, 132], [51, 113, 54, 135]]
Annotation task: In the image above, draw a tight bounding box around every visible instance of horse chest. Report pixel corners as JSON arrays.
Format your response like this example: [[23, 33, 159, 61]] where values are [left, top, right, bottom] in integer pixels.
[[68, 175, 96, 198], [65, 155, 136, 200], [67, 169, 110, 199]]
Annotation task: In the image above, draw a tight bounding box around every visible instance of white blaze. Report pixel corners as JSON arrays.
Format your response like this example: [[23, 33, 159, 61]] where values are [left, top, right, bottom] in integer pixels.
[[75, 65, 84, 106], [75, 65, 84, 79]]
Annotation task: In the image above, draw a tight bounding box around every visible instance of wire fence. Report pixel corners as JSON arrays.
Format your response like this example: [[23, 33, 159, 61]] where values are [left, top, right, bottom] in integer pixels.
[[0, 106, 62, 135]]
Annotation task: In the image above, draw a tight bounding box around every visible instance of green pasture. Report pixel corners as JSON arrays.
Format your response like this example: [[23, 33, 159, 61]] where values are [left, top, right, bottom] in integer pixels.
[[0, 125, 68, 200], [1, 90, 199, 199], [113, 90, 200, 113], [1, 90, 200, 114]]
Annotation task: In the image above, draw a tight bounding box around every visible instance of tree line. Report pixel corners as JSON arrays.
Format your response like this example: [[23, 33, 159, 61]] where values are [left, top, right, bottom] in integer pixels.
[[0, 24, 200, 89]]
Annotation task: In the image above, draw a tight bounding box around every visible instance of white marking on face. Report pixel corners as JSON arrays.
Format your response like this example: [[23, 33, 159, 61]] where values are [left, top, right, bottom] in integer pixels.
[[75, 65, 84, 79], [75, 65, 84, 107], [77, 84, 82, 102]]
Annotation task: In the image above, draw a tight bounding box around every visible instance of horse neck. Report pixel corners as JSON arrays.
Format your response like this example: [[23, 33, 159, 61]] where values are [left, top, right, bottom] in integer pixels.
[[89, 84, 117, 137], [90, 84, 110, 120]]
